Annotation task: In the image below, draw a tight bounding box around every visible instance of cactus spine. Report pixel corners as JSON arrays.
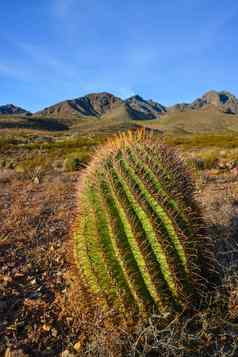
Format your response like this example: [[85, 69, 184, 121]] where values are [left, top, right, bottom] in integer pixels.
[[73, 130, 212, 317]]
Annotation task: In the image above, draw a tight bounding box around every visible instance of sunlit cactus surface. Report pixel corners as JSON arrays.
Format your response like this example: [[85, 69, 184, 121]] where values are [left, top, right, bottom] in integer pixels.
[[73, 130, 212, 316]]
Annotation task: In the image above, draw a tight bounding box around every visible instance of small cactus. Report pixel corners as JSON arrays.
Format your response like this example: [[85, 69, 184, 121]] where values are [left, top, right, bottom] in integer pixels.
[[73, 130, 213, 317]]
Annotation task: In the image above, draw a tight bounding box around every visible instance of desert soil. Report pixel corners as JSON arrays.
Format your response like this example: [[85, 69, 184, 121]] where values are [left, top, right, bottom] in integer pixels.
[[0, 168, 238, 356]]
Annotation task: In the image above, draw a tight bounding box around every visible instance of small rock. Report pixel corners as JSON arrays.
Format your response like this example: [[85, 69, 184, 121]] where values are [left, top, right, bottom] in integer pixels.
[[61, 350, 74, 357], [3, 275, 12, 283], [42, 324, 51, 332], [15, 272, 24, 278], [51, 328, 58, 337], [73, 341, 81, 352], [28, 291, 40, 299], [4, 348, 28, 357], [33, 176, 40, 184]]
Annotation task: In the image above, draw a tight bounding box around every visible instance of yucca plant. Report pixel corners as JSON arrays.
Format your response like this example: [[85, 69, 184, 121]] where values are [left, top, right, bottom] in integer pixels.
[[73, 130, 214, 318]]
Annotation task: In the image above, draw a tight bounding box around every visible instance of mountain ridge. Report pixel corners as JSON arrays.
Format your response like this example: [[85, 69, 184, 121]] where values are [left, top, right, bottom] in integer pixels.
[[0, 104, 31, 115], [168, 90, 238, 114], [1, 89, 238, 119], [35, 92, 166, 120]]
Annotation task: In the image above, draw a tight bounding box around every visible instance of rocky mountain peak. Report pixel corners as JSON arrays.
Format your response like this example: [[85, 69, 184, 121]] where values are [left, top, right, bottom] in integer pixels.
[[191, 90, 238, 114], [0, 104, 30, 115], [126, 95, 166, 120], [167, 90, 238, 115], [127, 95, 145, 102], [83, 92, 123, 115]]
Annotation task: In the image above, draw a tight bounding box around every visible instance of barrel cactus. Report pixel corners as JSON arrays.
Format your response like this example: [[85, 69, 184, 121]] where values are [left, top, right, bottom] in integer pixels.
[[73, 130, 213, 318]]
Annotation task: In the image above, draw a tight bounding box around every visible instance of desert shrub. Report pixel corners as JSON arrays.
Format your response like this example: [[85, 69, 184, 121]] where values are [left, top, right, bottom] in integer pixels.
[[64, 156, 81, 172], [63, 151, 90, 172], [193, 154, 218, 170], [72, 130, 214, 321], [200, 152, 219, 170], [192, 158, 206, 170], [0, 159, 6, 168], [15, 154, 51, 180], [23, 135, 104, 152], [15, 164, 25, 174], [4, 159, 15, 169], [63, 154, 82, 172], [52, 159, 64, 171]]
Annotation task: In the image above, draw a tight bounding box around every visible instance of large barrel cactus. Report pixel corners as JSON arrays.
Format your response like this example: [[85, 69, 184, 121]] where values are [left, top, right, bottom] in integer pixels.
[[73, 130, 213, 317]]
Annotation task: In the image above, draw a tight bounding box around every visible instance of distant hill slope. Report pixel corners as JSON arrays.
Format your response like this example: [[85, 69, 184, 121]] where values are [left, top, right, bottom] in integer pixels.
[[35, 92, 165, 121], [36, 92, 123, 118], [139, 111, 238, 134], [0, 115, 68, 131], [125, 95, 166, 119], [0, 111, 138, 134], [0, 104, 30, 115], [168, 90, 238, 114]]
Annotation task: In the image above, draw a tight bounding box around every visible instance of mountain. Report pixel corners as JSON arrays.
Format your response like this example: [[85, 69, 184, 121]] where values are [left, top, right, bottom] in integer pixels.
[[36, 92, 166, 121], [2, 89, 238, 125], [167, 103, 190, 113], [0, 104, 30, 115], [190, 90, 238, 114], [168, 91, 238, 114], [125, 95, 166, 119], [36, 92, 123, 118], [35, 90, 238, 122]]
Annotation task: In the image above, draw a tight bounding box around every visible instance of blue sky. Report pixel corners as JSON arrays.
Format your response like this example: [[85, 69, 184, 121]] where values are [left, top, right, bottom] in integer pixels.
[[0, 0, 238, 112]]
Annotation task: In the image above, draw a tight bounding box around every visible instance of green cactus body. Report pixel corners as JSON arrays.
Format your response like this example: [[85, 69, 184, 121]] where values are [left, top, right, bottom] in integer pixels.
[[73, 130, 212, 317]]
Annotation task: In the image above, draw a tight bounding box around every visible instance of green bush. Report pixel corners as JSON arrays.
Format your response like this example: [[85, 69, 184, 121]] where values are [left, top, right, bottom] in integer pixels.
[[4, 159, 15, 169], [0, 159, 6, 168], [73, 130, 214, 319], [63, 152, 90, 172], [15, 165, 25, 174], [64, 157, 81, 172]]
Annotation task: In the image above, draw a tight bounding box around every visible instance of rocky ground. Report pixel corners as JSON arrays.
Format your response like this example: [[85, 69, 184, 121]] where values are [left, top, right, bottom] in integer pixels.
[[0, 171, 82, 356], [1, 159, 238, 356]]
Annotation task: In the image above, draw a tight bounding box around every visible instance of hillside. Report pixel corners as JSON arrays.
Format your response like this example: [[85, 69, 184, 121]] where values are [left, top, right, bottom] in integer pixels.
[[125, 95, 166, 119], [2, 108, 238, 135], [140, 110, 238, 134]]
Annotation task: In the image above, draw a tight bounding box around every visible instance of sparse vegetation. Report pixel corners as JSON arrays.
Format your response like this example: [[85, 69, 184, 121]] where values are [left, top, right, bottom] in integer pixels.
[[140, 111, 238, 133], [164, 132, 238, 148], [63, 154, 83, 172], [1, 115, 238, 356]]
